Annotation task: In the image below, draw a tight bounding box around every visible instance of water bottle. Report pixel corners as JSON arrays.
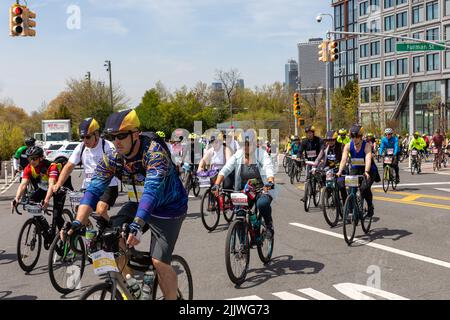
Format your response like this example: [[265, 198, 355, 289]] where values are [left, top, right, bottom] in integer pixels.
[[125, 274, 142, 300], [85, 228, 97, 251], [141, 270, 155, 300], [249, 212, 257, 227]]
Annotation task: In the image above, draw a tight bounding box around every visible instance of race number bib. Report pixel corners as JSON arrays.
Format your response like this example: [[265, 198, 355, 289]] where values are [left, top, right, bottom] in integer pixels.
[[387, 148, 394, 155], [327, 154, 336, 161], [345, 175, 359, 187], [91, 250, 119, 275], [351, 158, 365, 166], [231, 193, 248, 206], [306, 150, 317, 158]]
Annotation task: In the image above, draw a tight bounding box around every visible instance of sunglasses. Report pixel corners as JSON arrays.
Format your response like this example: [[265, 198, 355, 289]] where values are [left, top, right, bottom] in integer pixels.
[[28, 156, 39, 161], [105, 131, 134, 141], [80, 134, 93, 140]]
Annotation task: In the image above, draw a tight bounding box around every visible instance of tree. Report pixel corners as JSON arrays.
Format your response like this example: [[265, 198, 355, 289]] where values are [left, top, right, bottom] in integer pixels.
[[0, 122, 24, 161], [331, 80, 359, 131], [135, 89, 162, 131], [215, 68, 241, 124]]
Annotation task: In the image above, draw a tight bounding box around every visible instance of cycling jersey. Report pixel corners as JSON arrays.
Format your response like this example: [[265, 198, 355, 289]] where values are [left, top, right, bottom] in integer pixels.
[[321, 142, 343, 169], [80, 135, 188, 221], [349, 140, 376, 172], [14, 146, 29, 170], [301, 136, 322, 161], [337, 135, 350, 145], [379, 136, 399, 156], [409, 137, 426, 151], [22, 159, 60, 191], [290, 142, 300, 155], [432, 134, 444, 148]]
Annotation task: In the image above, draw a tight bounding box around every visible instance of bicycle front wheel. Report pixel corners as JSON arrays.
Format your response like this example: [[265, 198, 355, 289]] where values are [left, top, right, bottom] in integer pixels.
[[200, 189, 220, 232], [257, 219, 274, 264], [360, 197, 373, 234], [222, 193, 235, 223], [193, 180, 200, 197], [322, 188, 339, 227], [79, 282, 125, 300], [225, 219, 250, 285], [304, 181, 311, 212], [343, 195, 357, 245], [17, 218, 42, 272], [382, 166, 390, 193], [313, 180, 321, 207], [152, 254, 193, 300]]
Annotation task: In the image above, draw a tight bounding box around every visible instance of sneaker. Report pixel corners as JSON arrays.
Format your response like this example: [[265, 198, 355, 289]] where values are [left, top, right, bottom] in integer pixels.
[[395, 177, 400, 184], [265, 224, 274, 239], [367, 205, 374, 217]]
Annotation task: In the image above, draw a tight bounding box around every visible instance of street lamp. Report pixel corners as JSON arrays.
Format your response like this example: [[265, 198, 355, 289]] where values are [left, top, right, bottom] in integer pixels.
[[104, 60, 113, 113], [316, 13, 334, 132]]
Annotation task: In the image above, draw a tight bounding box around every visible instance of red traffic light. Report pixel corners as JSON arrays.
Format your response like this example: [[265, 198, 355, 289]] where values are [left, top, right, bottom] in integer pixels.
[[13, 6, 23, 15]]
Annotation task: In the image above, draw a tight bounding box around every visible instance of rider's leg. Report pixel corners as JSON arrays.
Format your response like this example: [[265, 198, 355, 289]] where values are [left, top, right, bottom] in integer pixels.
[[256, 193, 273, 232], [361, 174, 374, 216], [301, 165, 312, 201], [149, 215, 185, 300], [96, 186, 119, 220], [394, 155, 400, 182]]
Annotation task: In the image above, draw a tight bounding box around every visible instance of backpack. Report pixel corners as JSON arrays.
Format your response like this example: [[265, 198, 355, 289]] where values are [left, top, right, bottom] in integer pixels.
[[78, 139, 106, 166], [51, 158, 74, 190]]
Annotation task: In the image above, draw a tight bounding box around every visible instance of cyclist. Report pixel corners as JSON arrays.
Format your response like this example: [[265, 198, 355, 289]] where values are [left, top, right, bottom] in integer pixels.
[[366, 133, 376, 154], [13, 137, 36, 178], [337, 128, 350, 146], [432, 129, 445, 168], [423, 133, 430, 157], [409, 131, 426, 173], [284, 136, 293, 154], [212, 130, 275, 238], [313, 130, 347, 202], [337, 124, 376, 217], [12, 146, 69, 222], [290, 135, 301, 156], [379, 128, 400, 184], [52, 118, 119, 221], [64, 109, 188, 300], [300, 126, 323, 202]]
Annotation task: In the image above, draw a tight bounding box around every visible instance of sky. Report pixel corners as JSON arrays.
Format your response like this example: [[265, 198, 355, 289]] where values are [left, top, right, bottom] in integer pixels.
[[0, 0, 332, 113]]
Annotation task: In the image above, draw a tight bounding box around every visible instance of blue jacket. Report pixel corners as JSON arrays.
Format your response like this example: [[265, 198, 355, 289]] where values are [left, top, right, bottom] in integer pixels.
[[379, 136, 399, 156]]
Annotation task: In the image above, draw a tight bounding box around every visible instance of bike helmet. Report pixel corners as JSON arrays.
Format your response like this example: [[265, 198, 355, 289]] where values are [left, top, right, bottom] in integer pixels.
[[384, 128, 393, 135], [25, 146, 44, 158], [79, 118, 100, 137], [338, 128, 347, 135], [292, 135, 300, 141], [325, 130, 338, 140], [188, 133, 197, 139], [156, 131, 166, 138], [367, 133, 374, 138], [104, 109, 140, 134], [24, 137, 36, 147], [350, 124, 364, 138], [305, 126, 316, 133]]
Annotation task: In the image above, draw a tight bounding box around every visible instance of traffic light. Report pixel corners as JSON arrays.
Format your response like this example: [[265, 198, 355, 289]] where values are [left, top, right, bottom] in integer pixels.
[[298, 118, 305, 126], [318, 40, 329, 62], [23, 7, 36, 37], [293, 92, 301, 118], [329, 41, 339, 62], [10, 4, 24, 36], [9, 4, 36, 37]]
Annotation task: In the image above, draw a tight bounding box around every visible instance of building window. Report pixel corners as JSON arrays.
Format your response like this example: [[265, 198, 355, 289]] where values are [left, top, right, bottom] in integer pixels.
[[412, 5, 424, 24], [413, 31, 423, 40], [360, 65, 369, 79], [396, 11, 408, 28], [426, 1, 439, 21], [360, 23, 368, 33], [384, 15, 395, 31], [384, 0, 394, 9], [385, 84, 396, 102], [385, 60, 395, 76], [427, 53, 440, 71], [446, 0, 450, 16], [426, 27, 439, 41], [371, 63, 380, 78], [361, 87, 370, 103], [360, 44, 369, 58], [370, 41, 380, 56], [445, 25, 450, 41], [371, 86, 381, 102], [396, 0, 407, 5], [385, 38, 395, 53], [397, 83, 406, 101], [413, 56, 424, 73], [445, 51, 450, 69], [360, 1, 369, 16], [370, 20, 381, 32], [397, 58, 408, 75]]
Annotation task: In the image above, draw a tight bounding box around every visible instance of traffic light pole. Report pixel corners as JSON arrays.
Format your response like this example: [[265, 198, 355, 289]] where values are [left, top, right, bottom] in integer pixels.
[[326, 61, 331, 132]]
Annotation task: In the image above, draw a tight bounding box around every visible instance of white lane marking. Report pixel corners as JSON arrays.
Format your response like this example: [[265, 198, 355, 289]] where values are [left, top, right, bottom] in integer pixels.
[[227, 295, 263, 300], [272, 291, 307, 300], [298, 288, 337, 300], [435, 188, 450, 193], [290, 222, 450, 269], [334, 283, 408, 300], [373, 182, 450, 188]]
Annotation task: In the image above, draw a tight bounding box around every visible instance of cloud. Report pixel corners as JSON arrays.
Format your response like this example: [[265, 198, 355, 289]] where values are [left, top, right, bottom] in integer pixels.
[[92, 17, 129, 36]]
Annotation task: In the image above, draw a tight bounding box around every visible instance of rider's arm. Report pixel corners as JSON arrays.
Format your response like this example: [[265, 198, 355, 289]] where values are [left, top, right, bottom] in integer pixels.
[[197, 149, 212, 172], [409, 139, 414, 151], [364, 142, 372, 174], [13, 158, 18, 171], [259, 147, 275, 178], [394, 136, 399, 155], [14, 179, 29, 202], [53, 161, 75, 190], [337, 144, 350, 175], [378, 138, 385, 156], [314, 148, 325, 167]]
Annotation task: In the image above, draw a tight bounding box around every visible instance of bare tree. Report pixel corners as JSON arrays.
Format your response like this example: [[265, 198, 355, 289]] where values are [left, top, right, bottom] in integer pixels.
[[215, 68, 241, 126]]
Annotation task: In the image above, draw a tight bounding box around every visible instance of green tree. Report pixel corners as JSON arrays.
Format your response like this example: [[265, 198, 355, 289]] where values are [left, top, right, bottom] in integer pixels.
[[0, 122, 24, 160]]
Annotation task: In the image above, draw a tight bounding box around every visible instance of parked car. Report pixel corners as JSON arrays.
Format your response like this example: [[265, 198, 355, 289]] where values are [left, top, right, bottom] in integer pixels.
[[45, 141, 81, 163]]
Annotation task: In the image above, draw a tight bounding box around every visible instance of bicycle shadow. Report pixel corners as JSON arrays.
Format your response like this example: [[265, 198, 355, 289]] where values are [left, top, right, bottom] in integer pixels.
[[24, 264, 50, 276], [234, 255, 324, 289], [0, 250, 17, 265], [185, 212, 202, 221], [351, 227, 413, 247], [60, 285, 93, 300], [208, 224, 230, 234], [0, 291, 37, 300], [333, 217, 380, 229]]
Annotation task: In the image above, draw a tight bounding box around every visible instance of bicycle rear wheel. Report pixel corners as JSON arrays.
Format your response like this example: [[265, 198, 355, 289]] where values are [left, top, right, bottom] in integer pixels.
[[222, 193, 235, 223], [360, 198, 372, 234], [152, 254, 193, 300], [200, 189, 220, 232], [289, 165, 295, 184], [343, 195, 357, 245], [322, 188, 339, 227], [391, 167, 398, 190], [304, 181, 311, 212], [79, 282, 124, 300], [410, 159, 415, 175], [225, 218, 250, 285], [17, 218, 42, 272], [48, 234, 86, 294], [313, 180, 321, 207], [192, 179, 200, 197]]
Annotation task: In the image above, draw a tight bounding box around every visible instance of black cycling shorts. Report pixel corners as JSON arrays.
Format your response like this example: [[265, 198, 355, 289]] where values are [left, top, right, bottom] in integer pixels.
[[99, 186, 119, 208]]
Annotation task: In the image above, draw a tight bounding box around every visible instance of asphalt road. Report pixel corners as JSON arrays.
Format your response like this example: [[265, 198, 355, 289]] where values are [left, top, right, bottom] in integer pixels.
[[1, 158, 450, 300]]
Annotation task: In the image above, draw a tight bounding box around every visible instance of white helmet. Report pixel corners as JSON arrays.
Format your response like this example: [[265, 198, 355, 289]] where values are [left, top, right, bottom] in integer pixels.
[[385, 128, 393, 135]]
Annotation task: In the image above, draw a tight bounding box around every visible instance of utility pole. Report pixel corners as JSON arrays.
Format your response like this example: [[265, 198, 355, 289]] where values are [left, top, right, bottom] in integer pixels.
[[85, 71, 91, 86], [104, 60, 113, 113]]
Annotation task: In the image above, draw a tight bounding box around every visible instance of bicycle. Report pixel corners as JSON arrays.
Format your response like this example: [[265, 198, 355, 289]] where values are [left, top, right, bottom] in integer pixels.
[[432, 147, 442, 171], [382, 150, 397, 193], [199, 170, 235, 231], [303, 162, 323, 212], [183, 163, 200, 197], [224, 182, 274, 285], [288, 155, 304, 184], [321, 168, 344, 227], [79, 224, 193, 300], [342, 175, 372, 245], [13, 189, 73, 272], [410, 149, 421, 175]]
